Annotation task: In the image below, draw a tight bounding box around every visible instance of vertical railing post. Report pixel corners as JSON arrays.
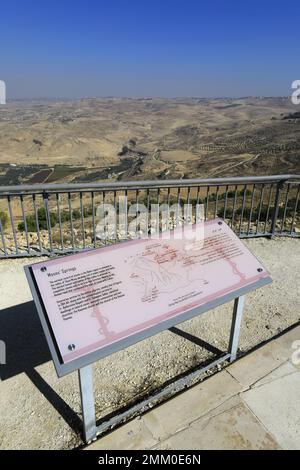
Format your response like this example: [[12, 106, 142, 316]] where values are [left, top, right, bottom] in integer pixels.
[[43, 192, 53, 253], [0, 211, 7, 257], [7, 194, 19, 255], [78, 365, 97, 443], [229, 296, 245, 362], [270, 180, 284, 238]]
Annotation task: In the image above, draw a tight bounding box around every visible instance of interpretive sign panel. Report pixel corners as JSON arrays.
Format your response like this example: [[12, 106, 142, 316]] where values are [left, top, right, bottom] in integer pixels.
[[25, 219, 271, 377]]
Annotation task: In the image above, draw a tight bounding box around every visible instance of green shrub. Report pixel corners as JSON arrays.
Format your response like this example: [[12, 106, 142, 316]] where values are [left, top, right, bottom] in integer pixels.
[[239, 188, 252, 197], [217, 207, 233, 218], [83, 206, 94, 217], [17, 206, 87, 232], [72, 208, 81, 220], [18, 207, 57, 232], [188, 197, 204, 205], [0, 210, 8, 229]]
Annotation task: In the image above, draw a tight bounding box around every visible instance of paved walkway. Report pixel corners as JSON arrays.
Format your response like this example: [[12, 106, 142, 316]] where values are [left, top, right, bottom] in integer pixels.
[[86, 324, 300, 450], [0, 238, 299, 449]]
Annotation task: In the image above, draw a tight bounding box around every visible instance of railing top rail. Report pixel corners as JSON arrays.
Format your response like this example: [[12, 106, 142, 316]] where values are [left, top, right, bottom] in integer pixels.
[[0, 174, 299, 194]]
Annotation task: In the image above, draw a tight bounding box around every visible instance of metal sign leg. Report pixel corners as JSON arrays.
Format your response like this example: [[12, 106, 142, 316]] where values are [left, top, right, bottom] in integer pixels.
[[228, 295, 245, 362], [78, 365, 97, 442]]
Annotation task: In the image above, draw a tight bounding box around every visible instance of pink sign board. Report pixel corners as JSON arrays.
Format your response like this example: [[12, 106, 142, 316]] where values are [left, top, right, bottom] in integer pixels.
[[29, 219, 270, 365]]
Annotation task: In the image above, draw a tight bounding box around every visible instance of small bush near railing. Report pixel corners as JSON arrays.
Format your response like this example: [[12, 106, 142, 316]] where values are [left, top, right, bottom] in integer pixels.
[[0, 211, 8, 229], [17, 207, 82, 231]]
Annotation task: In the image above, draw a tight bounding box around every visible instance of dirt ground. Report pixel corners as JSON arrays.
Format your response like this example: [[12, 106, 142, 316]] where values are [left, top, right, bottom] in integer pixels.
[[0, 237, 299, 449]]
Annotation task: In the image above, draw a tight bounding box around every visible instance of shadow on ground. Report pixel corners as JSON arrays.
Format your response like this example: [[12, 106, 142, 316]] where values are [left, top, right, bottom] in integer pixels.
[[0, 301, 82, 435], [0, 302, 224, 441]]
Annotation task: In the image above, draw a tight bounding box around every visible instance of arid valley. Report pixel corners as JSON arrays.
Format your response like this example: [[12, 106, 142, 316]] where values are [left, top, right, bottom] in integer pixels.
[[0, 96, 299, 186]]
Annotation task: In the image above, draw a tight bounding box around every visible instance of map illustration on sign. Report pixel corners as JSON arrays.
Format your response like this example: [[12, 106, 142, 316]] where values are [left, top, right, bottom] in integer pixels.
[[29, 219, 271, 366], [126, 240, 210, 302]]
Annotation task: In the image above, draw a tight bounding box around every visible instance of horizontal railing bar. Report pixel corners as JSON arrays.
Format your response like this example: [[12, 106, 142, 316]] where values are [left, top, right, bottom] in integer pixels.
[[0, 174, 299, 194]]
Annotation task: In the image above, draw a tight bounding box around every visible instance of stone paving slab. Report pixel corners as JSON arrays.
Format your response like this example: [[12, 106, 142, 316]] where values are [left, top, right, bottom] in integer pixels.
[[152, 397, 280, 450], [141, 370, 242, 441], [86, 417, 158, 451], [86, 325, 300, 450], [242, 364, 300, 449], [228, 324, 300, 388]]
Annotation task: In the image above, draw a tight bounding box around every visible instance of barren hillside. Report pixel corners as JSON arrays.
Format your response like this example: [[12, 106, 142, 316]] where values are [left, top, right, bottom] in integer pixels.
[[0, 97, 299, 185]]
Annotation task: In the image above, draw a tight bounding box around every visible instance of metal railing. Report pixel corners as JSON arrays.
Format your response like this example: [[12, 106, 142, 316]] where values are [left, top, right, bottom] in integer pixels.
[[0, 174, 299, 258]]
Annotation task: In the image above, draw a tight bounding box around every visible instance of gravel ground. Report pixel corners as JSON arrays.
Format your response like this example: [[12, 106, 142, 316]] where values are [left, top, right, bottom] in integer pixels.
[[0, 237, 299, 449]]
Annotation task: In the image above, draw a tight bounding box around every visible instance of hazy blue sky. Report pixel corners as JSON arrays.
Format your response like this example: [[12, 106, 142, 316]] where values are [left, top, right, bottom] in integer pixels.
[[1, 0, 299, 99]]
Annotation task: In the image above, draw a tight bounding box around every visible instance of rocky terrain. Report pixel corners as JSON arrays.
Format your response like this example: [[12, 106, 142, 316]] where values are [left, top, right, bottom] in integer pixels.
[[0, 97, 300, 186]]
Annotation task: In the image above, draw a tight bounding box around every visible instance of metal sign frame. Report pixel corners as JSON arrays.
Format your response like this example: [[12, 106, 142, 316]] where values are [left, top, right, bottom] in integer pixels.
[[24, 220, 272, 443], [25, 262, 271, 442]]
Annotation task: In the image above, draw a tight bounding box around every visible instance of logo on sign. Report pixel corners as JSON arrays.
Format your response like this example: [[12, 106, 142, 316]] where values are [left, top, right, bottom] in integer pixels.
[[291, 80, 300, 105]]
